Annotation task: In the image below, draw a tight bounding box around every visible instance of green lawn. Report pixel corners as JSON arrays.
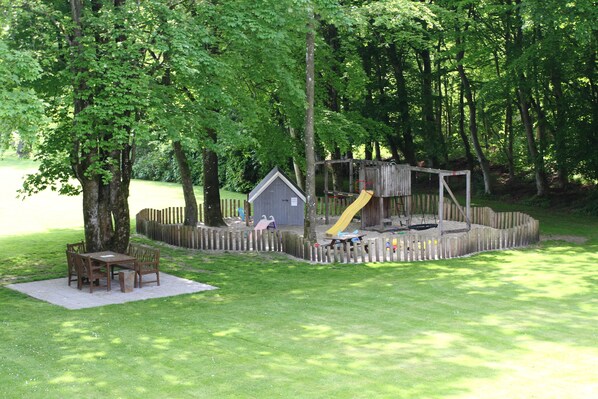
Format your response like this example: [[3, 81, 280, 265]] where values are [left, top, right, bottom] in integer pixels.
[[0, 156, 245, 237], [1, 158, 597, 398]]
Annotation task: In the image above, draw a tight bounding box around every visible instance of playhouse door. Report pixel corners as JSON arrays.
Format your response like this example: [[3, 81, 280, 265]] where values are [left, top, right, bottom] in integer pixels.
[[276, 197, 289, 225]]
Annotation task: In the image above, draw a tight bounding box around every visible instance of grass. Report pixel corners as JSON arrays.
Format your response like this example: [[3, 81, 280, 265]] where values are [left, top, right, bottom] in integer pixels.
[[1, 158, 598, 398], [0, 155, 245, 237]]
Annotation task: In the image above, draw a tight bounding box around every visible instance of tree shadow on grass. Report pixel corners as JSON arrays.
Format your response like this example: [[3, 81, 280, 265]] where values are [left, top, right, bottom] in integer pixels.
[[1, 239, 596, 398], [0, 228, 85, 285]]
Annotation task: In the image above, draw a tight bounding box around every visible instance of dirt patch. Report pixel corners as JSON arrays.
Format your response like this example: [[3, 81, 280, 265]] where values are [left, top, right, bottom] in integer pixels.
[[215, 214, 483, 245], [540, 234, 588, 244]]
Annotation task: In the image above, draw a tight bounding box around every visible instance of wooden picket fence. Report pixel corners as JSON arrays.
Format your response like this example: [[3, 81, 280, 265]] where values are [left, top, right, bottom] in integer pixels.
[[148, 196, 384, 224], [146, 196, 434, 224], [136, 194, 539, 263], [148, 199, 248, 224]]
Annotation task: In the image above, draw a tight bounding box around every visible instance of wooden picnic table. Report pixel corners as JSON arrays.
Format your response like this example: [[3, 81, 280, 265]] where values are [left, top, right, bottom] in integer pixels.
[[324, 234, 368, 252], [82, 251, 136, 291]]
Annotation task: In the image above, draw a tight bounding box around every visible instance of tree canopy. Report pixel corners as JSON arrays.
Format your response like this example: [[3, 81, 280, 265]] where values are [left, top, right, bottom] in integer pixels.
[[1, 0, 597, 245]]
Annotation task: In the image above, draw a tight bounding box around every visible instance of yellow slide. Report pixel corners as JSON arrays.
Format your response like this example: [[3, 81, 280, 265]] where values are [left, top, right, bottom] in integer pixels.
[[325, 190, 374, 237]]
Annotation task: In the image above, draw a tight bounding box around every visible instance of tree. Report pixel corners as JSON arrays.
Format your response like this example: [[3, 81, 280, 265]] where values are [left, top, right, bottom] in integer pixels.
[[455, 21, 493, 195], [303, 4, 318, 242], [511, 0, 549, 196], [173, 140, 199, 226], [11, 0, 150, 252]]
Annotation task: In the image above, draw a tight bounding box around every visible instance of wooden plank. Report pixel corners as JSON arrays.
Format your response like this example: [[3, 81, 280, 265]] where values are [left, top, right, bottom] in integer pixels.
[[382, 238, 388, 262], [370, 239, 377, 262], [397, 236, 404, 261], [213, 228, 219, 250]]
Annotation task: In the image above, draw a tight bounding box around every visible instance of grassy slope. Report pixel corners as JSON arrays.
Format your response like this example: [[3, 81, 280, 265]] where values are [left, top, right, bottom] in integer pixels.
[[0, 156, 245, 237], [1, 158, 597, 398]]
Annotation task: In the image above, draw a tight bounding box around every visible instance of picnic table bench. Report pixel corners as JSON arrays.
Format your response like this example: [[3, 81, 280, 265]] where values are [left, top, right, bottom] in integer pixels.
[[324, 233, 368, 253]]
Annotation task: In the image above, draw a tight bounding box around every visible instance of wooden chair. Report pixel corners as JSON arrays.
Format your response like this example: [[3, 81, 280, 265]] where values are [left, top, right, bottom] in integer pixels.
[[66, 251, 86, 290], [66, 241, 86, 287], [73, 253, 108, 293], [127, 244, 160, 288]]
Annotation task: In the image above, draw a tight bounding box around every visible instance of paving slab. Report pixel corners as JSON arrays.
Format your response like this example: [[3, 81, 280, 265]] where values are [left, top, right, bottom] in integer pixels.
[[6, 273, 217, 310]]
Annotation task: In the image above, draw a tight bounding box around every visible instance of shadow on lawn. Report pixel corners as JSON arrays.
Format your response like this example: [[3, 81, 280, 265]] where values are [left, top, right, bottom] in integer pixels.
[[149, 243, 596, 396], [1, 239, 596, 398], [0, 228, 86, 285]]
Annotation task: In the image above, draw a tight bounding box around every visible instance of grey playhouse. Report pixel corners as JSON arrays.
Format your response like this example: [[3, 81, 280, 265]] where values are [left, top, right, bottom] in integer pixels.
[[248, 166, 305, 227]]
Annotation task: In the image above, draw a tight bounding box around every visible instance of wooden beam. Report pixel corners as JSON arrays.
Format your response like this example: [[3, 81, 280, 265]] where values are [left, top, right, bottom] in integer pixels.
[[409, 165, 469, 175], [324, 161, 329, 224], [315, 159, 352, 165], [466, 170, 471, 230], [439, 172, 444, 235], [440, 174, 470, 224]]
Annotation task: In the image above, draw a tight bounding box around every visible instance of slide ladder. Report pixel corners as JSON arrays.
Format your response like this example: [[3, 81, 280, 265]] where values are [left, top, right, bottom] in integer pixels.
[[325, 190, 374, 237]]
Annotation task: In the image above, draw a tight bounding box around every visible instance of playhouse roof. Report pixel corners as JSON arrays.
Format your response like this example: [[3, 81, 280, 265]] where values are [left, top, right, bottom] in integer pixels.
[[248, 166, 306, 203]]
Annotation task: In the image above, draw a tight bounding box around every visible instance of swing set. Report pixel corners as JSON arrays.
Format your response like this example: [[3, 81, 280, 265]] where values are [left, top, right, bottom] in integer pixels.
[[407, 165, 471, 234]]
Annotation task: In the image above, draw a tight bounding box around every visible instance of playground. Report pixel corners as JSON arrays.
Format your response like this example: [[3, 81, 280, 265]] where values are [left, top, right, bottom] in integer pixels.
[[209, 206, 479, 247], [136, 160, 539, 263]]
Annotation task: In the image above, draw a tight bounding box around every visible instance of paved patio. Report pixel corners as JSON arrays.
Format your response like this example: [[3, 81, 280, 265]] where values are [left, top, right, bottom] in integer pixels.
[[7, 273, 217, 310]]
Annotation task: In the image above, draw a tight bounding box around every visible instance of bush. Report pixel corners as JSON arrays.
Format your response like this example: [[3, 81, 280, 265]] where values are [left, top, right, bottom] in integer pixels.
[[574, 188, 598, 216], [133, 146, 180, 183], [221, 149, 261, 193]]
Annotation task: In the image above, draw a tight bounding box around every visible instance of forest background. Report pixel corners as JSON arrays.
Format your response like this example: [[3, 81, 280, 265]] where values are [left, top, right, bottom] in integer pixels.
[[1, 0, 597, 248]]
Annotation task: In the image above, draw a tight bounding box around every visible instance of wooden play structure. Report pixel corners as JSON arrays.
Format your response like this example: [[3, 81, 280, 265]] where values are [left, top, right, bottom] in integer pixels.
[[317, 160, 471, 235]]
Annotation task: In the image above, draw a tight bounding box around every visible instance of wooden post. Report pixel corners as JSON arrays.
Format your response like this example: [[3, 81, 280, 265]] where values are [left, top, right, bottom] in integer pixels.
[[324, 161, 329, 224], [439, 174, 444, 235], [349, 160, 354, 193], [466, 170, 471, 229]]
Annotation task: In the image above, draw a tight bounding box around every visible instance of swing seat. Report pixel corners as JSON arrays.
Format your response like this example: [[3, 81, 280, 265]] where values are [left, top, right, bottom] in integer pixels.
[[408, 223, 438, 231]]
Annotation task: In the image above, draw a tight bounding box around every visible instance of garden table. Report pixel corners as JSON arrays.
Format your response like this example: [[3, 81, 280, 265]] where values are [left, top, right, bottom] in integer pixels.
[[324, 234, 367, 252], [82, 251, 136, 291]]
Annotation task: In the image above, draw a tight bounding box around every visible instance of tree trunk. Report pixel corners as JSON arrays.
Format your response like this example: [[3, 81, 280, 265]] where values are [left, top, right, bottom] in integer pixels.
[[374, 142, 382, 161], [203, 128, 226, 227], [78, 154, 132, 253], [505, 98, 516, 181], [458, 82, 476, 171], [70, 0, 132, 252], [419, 48, 441, 167], [511, 0, 548, 196], [434, 40, 448, 165], [159, 43, 199, 227], [173, 140, 199, 226], [364, 142, 373, 160], [362, 44, 384, 163], [456, 41, 492, 194], [331, 147, 343, 192], [108, 146, 132, 253], [303, 7, 317, 243], [517, 84, 549, 196], [549, 64, 569, 188], [387, 43, 416, 165], [288, 127, 305, 191], [503, 1, 516, 183]]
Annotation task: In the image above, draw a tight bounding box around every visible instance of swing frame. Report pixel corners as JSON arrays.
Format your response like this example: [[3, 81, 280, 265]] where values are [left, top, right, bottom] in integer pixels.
[[410, 165, 471, 235]]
